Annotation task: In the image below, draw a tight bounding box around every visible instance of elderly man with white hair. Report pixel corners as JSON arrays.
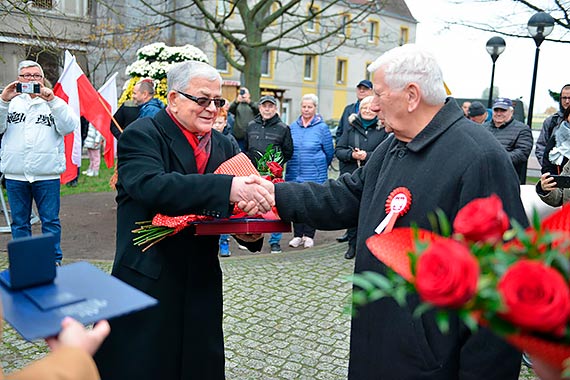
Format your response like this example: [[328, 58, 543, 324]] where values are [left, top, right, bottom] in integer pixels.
[[251, 44, 528, 379]]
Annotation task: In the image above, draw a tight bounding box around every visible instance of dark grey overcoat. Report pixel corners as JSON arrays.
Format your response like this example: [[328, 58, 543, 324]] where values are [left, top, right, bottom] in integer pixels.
[[276, 99, 528, 380]]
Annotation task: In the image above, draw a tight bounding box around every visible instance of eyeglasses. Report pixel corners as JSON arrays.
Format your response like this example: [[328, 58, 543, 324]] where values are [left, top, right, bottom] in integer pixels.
[[18, 74, 43, 80], [561, 97, 570, 101], [176, 91, 225, 108]]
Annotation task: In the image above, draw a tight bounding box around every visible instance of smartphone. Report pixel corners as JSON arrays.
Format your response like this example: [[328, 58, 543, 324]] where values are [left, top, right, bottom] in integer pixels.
[[16, 82, 40, 94], [550, 175, 570, 188]]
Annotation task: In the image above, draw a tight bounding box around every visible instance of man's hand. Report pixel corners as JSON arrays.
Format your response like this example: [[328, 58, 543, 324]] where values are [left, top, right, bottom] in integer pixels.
[[1, 81, 19, 102], [38, 86, 55, 102], [230, 175, 275, 215], [540, 172, 557, 192], [46, 317, 110, 356]]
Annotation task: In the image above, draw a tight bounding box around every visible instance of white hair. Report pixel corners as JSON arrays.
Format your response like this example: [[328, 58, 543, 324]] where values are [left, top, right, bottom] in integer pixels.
[[301, 93, 318, 107], [167, 61, 222, 92], [367, 44, 446, 105], [360, 95, 374, 107], [18, 60, 44, 76]]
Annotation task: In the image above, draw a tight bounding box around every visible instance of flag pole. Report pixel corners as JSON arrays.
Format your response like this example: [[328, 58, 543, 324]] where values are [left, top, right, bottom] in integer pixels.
[[96, 95, 123, 133]]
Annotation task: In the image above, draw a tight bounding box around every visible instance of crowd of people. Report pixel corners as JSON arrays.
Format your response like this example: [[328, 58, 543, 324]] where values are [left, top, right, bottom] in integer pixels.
[[2, 42, 570, 379]]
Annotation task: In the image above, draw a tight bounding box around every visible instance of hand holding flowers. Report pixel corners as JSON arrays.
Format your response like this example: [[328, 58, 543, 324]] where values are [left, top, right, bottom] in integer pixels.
[[353, 194, 570, 373]]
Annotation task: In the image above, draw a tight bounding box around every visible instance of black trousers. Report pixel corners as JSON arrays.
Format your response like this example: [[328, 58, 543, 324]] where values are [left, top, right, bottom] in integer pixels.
[[293, 222, 315, 239]]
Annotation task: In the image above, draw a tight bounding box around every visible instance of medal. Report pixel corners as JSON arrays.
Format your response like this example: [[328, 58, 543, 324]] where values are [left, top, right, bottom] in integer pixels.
[[375, 187, 412, 234]]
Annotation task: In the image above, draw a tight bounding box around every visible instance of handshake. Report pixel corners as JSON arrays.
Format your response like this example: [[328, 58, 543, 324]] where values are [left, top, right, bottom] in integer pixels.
[[229, 175, 276, 216]]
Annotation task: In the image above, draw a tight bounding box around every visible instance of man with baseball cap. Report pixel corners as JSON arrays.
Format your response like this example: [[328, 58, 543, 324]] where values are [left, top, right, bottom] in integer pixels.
[[467, 101, 488, 124], [484, 97, 533, 184], [335, 79, 373, 243], [244, 94, 293, 254]]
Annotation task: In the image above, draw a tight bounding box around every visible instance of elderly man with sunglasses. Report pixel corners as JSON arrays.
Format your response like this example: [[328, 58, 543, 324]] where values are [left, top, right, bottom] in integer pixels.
[[94, 61, 273, 380], [0, 60, 79, 266]]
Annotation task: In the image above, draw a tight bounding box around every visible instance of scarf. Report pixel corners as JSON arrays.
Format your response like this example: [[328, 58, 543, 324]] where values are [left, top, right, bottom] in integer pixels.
[[166, 108, 212, 174], [360, 116, 378, 130], [549, 120, 570, 166]]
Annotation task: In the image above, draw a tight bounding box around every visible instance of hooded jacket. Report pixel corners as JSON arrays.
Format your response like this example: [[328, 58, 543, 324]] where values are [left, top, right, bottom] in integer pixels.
[[535, 83, 570, 164]]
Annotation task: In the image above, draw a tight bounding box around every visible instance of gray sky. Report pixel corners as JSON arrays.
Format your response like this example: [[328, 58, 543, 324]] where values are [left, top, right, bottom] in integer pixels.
[[405, 0, 569, 114]]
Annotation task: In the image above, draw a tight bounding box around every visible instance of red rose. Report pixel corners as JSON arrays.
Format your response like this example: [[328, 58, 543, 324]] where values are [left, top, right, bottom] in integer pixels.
[[453, 194, 509, 244], [272, 178, 285, 184], [266, 161, 283, 178], [498, 260, 570, 335], [415, 238, 479, 308]]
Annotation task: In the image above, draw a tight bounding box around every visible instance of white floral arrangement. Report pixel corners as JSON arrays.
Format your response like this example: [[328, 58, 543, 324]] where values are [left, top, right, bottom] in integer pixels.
[[120, 42, 209, 105]]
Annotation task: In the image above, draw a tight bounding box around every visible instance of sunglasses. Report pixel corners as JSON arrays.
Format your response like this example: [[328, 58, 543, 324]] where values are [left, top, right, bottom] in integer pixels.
[[176, 91, 225, 108]]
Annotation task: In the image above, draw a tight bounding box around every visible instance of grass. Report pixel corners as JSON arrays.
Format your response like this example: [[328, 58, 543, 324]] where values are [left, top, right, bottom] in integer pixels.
[[60, 158, 116, 196]]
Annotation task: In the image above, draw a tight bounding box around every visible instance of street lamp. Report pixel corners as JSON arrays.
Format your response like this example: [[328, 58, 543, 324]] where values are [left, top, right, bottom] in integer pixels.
[[486, 36, 506, 108], [526, 11, 555, 127]]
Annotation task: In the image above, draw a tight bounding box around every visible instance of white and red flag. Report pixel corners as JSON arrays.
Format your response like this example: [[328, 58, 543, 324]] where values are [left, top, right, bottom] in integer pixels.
[[53, 51, 115, 183]]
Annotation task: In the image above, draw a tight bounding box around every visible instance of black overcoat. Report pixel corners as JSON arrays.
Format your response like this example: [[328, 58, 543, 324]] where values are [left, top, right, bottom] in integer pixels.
[[94, 110, 260, 380], [275, 99, 528, 379]]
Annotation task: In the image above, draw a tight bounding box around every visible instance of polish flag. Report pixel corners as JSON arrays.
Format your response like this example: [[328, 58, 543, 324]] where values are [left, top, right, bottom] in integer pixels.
[[98, 72, 118, 157], [53, 51, 114, 183]]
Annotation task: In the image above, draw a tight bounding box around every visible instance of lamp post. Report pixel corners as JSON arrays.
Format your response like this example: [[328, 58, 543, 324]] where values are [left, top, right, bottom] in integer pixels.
[[486, 36, 506, 108], [527, 11, 555, 127]]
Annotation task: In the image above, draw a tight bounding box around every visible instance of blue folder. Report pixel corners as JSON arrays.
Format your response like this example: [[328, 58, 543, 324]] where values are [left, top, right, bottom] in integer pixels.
[[0, 261, 157, 341]]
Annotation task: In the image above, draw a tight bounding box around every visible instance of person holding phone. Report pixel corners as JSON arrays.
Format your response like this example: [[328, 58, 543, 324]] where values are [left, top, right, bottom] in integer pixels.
[[228, 87, 258, 151], [0, 60, 79, 266], [537, 106, 570, 207]]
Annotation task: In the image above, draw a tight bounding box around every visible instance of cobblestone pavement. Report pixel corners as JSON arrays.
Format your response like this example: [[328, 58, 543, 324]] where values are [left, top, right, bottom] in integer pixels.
[[0, 246, 538, 379]]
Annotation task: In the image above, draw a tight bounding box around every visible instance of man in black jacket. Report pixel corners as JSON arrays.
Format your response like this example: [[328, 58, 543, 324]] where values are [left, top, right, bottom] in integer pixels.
[[248, 44, 527, 380], [484, 97, 533, 184], [94, 60, 272, 380], [245, 95, 293, 253]]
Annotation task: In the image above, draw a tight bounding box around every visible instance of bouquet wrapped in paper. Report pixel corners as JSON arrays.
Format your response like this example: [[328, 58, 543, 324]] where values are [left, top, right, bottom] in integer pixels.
[[353, 195, 570, 374], [132, 150, 288, 251]]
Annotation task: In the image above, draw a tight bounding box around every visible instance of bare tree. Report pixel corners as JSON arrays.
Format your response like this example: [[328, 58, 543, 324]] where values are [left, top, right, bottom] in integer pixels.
[[110, 0, 384, 99], [448, 0, 570, 44]]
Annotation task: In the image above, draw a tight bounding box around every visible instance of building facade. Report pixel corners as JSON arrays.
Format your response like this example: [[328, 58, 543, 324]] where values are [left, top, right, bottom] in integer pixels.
[[0, 0, 417, 125]]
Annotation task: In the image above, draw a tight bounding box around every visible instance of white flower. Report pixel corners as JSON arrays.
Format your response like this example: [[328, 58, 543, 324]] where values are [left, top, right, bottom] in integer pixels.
[[126, 59, 150, 77], [137, 42, 167, 60]]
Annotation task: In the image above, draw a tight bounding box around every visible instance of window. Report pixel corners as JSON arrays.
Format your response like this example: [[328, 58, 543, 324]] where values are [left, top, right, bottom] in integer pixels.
[[399, 27, 409, 46], [364, 62, 372, 81], [304, 55, 315, 81], [368, 21, 379, 43], [215, 43, 230, 73], [336, 59, 347, 84], [306, 6, 319, 32], [261, 50, 271, 77], [33, 0, 53, 9], [339, 14, 350, 36]]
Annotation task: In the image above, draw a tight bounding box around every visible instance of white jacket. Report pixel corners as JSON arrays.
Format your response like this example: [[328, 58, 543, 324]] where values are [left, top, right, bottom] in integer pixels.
[[0, 94, 79, 182]]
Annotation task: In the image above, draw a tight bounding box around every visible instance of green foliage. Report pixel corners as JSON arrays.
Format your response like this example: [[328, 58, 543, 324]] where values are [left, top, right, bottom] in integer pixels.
[[256, 144, 283, 175], [60, 159, 115, 196]]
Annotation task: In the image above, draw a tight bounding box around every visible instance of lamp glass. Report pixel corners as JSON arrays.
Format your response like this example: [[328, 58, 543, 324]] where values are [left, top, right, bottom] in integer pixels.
[[527, 12, 555, 38]]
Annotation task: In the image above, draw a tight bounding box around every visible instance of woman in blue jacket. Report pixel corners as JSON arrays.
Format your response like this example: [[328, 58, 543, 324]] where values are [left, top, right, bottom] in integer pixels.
[[285, 93, 334, 249]]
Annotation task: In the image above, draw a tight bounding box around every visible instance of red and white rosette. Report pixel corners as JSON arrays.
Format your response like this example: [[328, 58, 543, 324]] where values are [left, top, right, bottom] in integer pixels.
[[375, 187, 412, 234]]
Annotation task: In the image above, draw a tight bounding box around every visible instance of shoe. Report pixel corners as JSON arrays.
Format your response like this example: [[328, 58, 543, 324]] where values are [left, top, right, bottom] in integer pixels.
[[66, 180, 78, 187], [237, 244, 248, 250], [86, 170, 99, 177], [220, 242, 231, 257], [270, 243, 282, 254], [81, 169, 92, 175], [344, 246, 356, 259], [288, 237, 304, 248], [336, 232, 349, 243], [303, 237, 314, 249]]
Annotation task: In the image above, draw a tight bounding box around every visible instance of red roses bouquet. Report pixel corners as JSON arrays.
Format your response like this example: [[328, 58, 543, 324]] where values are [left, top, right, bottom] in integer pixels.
[[354, 194, 570, 373], [255, 144, 285, 184]]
